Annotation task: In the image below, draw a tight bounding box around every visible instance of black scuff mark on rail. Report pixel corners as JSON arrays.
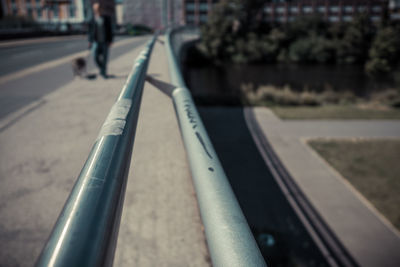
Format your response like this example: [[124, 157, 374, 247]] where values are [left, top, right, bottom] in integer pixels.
[[195, 131, 213, 159], [184, 100, 198, 129]]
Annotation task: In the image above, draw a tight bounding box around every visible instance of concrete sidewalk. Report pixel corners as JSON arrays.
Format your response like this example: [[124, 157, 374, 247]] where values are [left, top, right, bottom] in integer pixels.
[[0, 37, 208, 266], [246, 107, 400, 267], [113, 38, 209, 266]]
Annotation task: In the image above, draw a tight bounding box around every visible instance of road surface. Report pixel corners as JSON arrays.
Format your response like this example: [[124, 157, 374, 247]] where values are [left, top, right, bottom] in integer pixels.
[[0, 36, 147, 119]]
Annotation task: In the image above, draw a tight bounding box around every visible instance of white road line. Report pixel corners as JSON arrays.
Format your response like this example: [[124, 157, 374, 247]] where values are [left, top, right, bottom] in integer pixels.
[[0, 38, 138, 86]]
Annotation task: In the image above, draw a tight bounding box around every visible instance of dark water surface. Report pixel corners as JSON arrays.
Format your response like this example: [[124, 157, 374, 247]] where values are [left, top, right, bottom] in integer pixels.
[[184, 63, 400, 100]]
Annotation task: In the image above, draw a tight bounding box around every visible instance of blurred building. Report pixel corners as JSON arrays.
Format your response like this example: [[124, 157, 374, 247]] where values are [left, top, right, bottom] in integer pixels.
[[389, 0, 400, 19], [183, 0, 398, 25], [183, 0, 217, 24], [122, 0, 183, 29], [115, 0, 122, 24], [123, 0, 162, 29], [263, 0, 389, 23], [1, 0, 85, 23], [1, 0, 123, 25]]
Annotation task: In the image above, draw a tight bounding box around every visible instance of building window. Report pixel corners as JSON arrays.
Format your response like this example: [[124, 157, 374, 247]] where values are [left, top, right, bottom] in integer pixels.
[[329, 16, 339, 22], [186, 3, 195, 12], [53, 4, 59, 18], [344, 6, 353, 12], [372, 6, 381, 12], [37, 8, 42, 18], [330, 6, 340, 13], [276, 16, 285, 22], [343, 15, 352, 21], [317, 6, 326, 13], [27, 7, 33, 17], [11, 0, 17, 9], [371, 16, 381, 21], [357, 6, 367, 12], [390, 13, 400, 20], [264, 7, 272, 13], [276, 7, 285, 14], [200, 14, 207, 22], [69, 5, 76, 17], [290, 7, 298, 13], [186, 14, 195, 22], [199, 3, 208, 12], [303, 6, 312, 13]]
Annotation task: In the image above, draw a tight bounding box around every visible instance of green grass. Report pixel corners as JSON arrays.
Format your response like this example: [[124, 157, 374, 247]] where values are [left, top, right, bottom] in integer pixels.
[[309, 139, 400, 231], [271, 105, 400, 120]]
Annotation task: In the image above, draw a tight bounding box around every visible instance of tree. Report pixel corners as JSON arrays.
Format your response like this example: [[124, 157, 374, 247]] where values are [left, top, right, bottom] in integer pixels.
[[335, 14, 373, 64], [365, 26, 400, 75], [199, 0, 269, 63]]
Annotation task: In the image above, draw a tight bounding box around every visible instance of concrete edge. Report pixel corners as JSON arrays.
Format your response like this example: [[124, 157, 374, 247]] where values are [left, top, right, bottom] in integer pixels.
[[243, 107, 357, 267]]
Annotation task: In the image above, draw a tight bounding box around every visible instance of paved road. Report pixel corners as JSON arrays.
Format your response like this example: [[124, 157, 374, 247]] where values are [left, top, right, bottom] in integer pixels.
[[0, 36, 147, 119], [0, 36, 89, 76]]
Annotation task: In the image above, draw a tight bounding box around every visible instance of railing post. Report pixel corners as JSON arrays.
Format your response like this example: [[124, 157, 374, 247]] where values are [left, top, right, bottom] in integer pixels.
[[36, 35, 157, 267]]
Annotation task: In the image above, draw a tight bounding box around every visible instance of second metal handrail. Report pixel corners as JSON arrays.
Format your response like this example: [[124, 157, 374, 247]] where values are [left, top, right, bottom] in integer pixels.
[[166, 28, 267, 267]]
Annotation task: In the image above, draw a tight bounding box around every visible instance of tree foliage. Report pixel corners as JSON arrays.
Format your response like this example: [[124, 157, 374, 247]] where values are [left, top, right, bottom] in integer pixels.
[[199, 0, 400, 75], [365, 26, 400, 75]]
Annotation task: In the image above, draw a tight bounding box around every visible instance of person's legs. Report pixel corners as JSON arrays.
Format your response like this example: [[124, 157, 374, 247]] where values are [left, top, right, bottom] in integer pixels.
[[92, 42, 102, 71], [99, 43, 109, 78]]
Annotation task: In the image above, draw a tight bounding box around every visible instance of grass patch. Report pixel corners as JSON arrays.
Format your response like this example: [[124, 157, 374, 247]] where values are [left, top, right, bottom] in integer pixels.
[[241, 84, 400, 119], [271, 105, 400, 120], [309, 139, 400, 231]]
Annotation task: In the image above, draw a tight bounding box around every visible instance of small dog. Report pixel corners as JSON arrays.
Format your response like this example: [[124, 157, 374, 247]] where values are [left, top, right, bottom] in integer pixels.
[[72, 57, 87, 78]]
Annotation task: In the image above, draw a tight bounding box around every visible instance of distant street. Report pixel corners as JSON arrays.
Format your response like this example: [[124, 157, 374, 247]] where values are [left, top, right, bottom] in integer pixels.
[[0, 36, 89, 76], [0, 35, 147, 119]]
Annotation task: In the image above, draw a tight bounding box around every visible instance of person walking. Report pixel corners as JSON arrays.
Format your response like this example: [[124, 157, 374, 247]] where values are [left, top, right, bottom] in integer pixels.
[[88, 0, 115, 78]]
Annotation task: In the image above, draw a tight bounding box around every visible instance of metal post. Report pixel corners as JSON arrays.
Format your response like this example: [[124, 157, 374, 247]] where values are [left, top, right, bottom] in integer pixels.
[[36, 35, 157, 267]]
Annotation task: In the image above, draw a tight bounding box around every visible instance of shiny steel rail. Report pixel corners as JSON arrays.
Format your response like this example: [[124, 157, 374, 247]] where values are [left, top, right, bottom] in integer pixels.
[[36, 35, 157, 267], [165, 28, 267, 267]]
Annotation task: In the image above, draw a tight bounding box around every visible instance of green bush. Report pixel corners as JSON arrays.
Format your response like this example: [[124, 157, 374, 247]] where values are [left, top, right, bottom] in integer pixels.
[[199, 2, 400, 76], [335, 15, 373, 64], [366, 26, 400, 75], [288, 35, 335, 63], [241, 84, 322, 106], [125, 24, 153, 36]]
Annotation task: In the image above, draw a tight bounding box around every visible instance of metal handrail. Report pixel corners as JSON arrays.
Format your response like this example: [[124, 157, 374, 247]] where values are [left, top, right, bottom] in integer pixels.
[[36, 35, 157, 267], [165, 28, 267, 267]]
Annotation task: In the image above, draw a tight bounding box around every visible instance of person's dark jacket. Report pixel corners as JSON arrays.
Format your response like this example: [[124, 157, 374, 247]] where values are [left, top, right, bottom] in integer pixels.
[[88, 15, 113, 44]]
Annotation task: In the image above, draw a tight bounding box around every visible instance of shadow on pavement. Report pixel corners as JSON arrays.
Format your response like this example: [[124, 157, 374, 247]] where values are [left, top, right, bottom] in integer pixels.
[[198, 107, 329, 266], [145, 75, 176, 97]]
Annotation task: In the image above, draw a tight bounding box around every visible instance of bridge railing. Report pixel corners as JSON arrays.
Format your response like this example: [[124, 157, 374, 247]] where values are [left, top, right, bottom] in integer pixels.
[[36, 29, 267, 267], [166, 27, 267, 267], [36, 35, 157, 267]]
